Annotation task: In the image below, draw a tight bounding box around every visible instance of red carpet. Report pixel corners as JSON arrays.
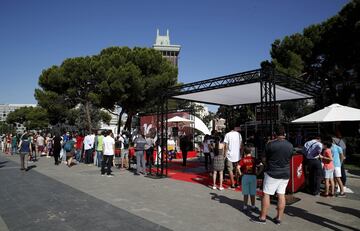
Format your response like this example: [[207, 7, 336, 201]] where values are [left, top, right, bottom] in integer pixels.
[[152, 161, 263, 195]]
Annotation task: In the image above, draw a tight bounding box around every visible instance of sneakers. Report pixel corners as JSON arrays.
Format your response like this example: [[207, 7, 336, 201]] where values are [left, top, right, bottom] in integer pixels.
[[320, 192, 330, 197], [229, 185, 236, 190], [212, 186, 217, 190], [107, 174, 114, 178], [219, 187, 224, 191], [250, 217, 266, 224], [273, 218, 281, 225], [337, 192, 346, 197]]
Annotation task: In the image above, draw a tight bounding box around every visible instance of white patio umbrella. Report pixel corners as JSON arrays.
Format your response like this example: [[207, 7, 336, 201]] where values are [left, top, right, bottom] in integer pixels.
[[167, 116, 193, 123], [292, 103, 360, 123]]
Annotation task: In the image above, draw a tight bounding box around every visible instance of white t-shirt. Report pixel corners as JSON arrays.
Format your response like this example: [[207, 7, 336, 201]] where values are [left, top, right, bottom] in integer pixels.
[[203, 139, 213, 153], [119, 136, 124, 149], [84, 134, 95, 150], [103, 136, 115, 156], [224, 130, 242, 162], [36, 136, 45, 146]]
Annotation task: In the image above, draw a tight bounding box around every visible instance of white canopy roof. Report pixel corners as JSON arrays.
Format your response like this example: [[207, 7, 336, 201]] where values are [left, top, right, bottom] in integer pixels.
[[193, 115, 211, 135], [167, 116, 193, 123], [292, 103, 360, 123], [172, 82, 312, 106]]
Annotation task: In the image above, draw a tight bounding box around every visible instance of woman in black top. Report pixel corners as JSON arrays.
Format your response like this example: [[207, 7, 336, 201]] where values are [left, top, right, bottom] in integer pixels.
[[52, 134, 62, 165]]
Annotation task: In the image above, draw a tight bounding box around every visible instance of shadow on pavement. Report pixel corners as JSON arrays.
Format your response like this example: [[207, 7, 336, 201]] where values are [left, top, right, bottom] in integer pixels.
[[286, 205, 359, 231], [25, 165, 37, 171], [0, 161, 8, 168], [348, 169, 360, 176], [210, 192, 261, 220], [317, 201, 360, 219]]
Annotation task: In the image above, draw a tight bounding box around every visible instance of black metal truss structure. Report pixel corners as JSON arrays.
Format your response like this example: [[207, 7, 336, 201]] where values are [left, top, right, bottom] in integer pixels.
[[155, 67, 320, 176], [166, 68, 319, 101], [167, 69, 262, 98]]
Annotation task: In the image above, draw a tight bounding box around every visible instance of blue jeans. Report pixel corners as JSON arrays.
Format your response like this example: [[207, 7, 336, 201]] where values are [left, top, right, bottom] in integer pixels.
[[12, 146, 17, 154], [96, 151, 103, 167], [75, 149, 82, 162], [62, 149, 67, 162], [136, 150, 145, 174]]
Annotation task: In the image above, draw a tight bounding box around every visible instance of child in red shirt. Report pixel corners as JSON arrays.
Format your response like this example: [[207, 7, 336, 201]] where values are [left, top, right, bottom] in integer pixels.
[[238, 146, 261, 211], [320, 140, 334, 197]]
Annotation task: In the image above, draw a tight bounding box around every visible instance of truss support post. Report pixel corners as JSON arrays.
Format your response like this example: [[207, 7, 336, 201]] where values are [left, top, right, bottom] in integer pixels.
[[156, 103, 160, 176], [260, 67, 276, 140], [165, 97, 169, 176], [160, 96, 165, 177]]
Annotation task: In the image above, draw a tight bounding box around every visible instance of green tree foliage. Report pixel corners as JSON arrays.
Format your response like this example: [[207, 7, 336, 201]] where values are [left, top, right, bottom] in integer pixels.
[[6, 107, 49, 130], [97, 47, 177, 131], [66, 105, 112, 132], [280, 101, 314, 122], [270, 0, 360, 108], [202, 111, 217, 127], [217, 105, 255, 131], [0, 122, 15, 134], [35, 46, 177, 132]]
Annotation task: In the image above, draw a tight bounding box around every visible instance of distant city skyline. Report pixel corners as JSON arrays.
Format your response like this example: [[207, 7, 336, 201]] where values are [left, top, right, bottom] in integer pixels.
[[0, 0, 348, 109]]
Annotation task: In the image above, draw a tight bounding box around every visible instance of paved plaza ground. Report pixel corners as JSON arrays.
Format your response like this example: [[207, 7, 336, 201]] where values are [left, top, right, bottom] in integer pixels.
[[0, 152, 360, 231]]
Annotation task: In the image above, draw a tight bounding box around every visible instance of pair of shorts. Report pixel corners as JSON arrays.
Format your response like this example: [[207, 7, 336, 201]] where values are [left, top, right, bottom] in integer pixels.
[[225, 159, 236, 172], [324, 169, 334, 179], [121, 149, 128, 158], [66, 151, 74, 157], [263, 173, 289, 195], [241, 174, 257, 196], [38, 145, 44, 152], [334, 167, 341, 178]]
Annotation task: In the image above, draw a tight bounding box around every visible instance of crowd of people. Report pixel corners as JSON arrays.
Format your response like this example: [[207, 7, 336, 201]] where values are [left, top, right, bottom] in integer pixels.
[[1, 132, 49, 160], [0, 124, 350, 226], [201, 125, 349, 225], [303, 135, 347, 197], [0, 129, 157, 177], [201, 125, 292, 225]]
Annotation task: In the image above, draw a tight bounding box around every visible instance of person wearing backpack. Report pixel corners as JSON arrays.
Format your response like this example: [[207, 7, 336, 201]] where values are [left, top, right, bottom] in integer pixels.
[[18, 134, 32, 171], [64, 135, 76, 167]]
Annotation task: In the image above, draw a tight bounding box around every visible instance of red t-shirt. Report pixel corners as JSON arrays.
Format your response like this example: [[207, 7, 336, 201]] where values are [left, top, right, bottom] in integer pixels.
[[322, 148, 334, 170], [76, 136, 84, 150], [239, 155, 257, 175]]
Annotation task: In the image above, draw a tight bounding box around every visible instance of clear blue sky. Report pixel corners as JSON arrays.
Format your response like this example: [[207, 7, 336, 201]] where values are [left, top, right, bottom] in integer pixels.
[[0, 0, 348, 106]]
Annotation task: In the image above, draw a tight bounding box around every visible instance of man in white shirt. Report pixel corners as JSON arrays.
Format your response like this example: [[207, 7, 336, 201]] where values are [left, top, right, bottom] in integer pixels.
[[101, 130, 115, 177], [224, 126, 243, 189], [36, 133, 45, 156], [84, 131, 95, 165]]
